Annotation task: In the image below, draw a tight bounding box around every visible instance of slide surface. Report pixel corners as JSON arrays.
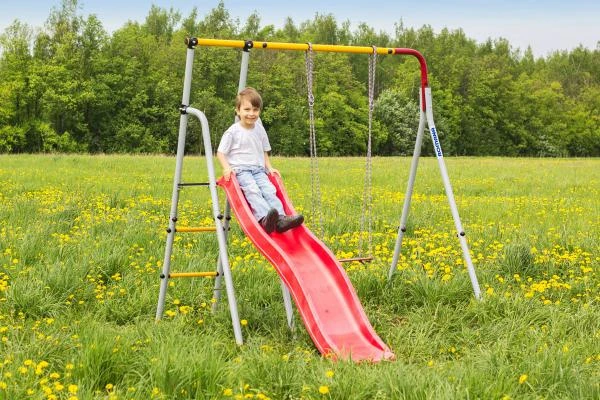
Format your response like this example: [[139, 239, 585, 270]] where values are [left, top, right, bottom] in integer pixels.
[[218, 174, 394, 362]]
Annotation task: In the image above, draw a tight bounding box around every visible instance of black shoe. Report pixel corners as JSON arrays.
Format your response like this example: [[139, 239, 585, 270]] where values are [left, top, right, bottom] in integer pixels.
[[276, 214, 304, 233], [259, 209, 279, 234]]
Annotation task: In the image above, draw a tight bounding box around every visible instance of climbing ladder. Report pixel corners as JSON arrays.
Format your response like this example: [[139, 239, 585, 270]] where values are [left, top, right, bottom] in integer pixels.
[[153, 34, 245, 342], [154, 39, 297, 344], [153, 95, 244, 343]]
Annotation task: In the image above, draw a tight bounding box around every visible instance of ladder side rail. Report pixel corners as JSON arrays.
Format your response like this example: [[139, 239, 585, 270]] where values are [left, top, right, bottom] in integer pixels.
[[156, 45, 196, 320], [187, 107, 244, 344], [211, 200, 231, 312]]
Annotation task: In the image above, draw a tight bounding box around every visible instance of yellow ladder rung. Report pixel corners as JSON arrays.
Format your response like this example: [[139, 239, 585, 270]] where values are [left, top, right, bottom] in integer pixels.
[[176, 226, 216, 232], [168, 271, 219, 278]]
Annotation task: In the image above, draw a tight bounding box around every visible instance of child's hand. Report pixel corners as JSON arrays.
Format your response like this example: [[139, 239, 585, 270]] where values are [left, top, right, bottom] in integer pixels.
[[268, 168, 280, 176], [223, 168, 232, 181]]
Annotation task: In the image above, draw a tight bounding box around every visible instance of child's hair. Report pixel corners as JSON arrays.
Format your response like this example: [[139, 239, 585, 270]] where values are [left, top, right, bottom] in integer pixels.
[[236, 87, 263, 110]]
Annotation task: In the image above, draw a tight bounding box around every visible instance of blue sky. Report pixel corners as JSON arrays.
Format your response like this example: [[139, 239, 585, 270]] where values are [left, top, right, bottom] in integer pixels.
[[1, 0, 599, 57]]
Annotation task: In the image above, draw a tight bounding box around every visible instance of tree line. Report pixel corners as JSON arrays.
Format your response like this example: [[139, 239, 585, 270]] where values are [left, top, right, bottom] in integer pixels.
[[1, 0, 599, 156]]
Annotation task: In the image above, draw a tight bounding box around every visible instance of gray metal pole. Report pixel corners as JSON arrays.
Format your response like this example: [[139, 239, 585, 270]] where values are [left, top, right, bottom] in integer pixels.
[[238, 49, 250, 92], [237, 46, 295, 329], [211, 47, 251, 311], [187, 107, 244, 344], [424, 88, 481, 299], [280, 281, 295, 331], [211, 200, 230, 313], [156, 46, 196, 320], [211, 48, 250, 312], [388, 91, 426, 280]]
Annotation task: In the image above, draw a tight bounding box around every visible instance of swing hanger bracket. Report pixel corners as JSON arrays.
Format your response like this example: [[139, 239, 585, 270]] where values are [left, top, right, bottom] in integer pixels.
[[243, 40, 254, 52]]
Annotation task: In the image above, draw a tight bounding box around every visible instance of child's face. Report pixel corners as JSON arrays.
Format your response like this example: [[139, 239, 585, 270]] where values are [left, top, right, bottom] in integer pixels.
[[236, 98, 261, 129]]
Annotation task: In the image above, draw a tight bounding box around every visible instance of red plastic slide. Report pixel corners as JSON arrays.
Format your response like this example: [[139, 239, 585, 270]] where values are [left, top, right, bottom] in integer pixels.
[[218, 174, 394, 362]]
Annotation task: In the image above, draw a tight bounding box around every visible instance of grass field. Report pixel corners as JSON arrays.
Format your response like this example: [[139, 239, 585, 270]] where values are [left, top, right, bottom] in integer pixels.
[[0, 155, 598, 399]]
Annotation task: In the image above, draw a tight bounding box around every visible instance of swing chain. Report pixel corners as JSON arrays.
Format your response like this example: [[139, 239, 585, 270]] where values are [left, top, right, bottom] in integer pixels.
[[305, 43, 324, 237], [359, 46, 377, 257]]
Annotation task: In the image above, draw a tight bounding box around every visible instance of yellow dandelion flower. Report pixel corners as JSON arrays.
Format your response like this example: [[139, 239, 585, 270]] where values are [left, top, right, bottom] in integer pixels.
[[105, 383, 114, 391], [319, 385, 330, 394], [325, 370, 334, 378], [223, 388, 233, 396], [518, 374, 528, 384], [241, 319, 248, 326], [68, 384, 78, 394]]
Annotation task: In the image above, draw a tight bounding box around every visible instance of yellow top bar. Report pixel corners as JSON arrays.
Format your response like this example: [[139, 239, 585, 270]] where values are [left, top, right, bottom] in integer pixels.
[[193, 38, 394, 55]]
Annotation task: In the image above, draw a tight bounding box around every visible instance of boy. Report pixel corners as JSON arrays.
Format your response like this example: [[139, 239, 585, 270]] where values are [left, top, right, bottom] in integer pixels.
[[217, 87, 304, 234]]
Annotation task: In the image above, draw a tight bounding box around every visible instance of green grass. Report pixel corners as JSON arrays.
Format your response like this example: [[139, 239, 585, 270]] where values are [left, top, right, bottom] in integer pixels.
[[0, 154, 598, 399]]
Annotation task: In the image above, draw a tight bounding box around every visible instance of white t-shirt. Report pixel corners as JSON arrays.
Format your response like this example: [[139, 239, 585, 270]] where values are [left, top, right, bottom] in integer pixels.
[[217, 121, 271, 168]]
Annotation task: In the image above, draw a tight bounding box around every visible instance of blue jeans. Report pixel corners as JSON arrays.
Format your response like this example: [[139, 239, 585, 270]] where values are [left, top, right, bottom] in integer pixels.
[[235, 166, 285, 221]]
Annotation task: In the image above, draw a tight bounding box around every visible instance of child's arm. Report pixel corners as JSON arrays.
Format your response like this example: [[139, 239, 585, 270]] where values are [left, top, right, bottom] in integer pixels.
[[216, 151, 233, 181], [264, 152, 280, 176]]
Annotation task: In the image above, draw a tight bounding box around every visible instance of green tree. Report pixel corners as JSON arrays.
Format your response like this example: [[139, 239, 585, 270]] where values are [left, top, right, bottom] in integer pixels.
[[374, 89, 419, 155], [1, 2, 599, 155], [0, 20, 32, 151]]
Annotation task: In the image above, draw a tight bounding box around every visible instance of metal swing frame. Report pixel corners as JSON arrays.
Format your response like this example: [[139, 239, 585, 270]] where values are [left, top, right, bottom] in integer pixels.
[[155, 37, 480, 347]]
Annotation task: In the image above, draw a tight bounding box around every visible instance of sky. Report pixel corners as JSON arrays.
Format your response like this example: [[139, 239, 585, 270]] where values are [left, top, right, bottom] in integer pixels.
[[0, 0, 599, 57]]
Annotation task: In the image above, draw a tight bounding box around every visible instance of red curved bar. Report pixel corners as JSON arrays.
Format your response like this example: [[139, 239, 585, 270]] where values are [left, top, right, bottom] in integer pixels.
[[394, 48, 429, 111]]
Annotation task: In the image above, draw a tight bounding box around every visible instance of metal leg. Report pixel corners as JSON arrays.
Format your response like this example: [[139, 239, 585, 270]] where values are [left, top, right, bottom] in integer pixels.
[[424, 88, 481, 299], [280, 280, 295, 332], [156, 46, 196, 320], [389, 108, 426, 280], [212, 200, 231, 312], [388, 87, 481, 300]]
